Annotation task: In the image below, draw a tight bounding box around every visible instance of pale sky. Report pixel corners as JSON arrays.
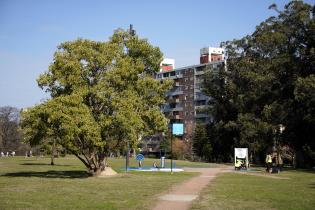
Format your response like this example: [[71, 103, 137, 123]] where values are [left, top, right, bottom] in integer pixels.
[[1, 0, 314, 108]]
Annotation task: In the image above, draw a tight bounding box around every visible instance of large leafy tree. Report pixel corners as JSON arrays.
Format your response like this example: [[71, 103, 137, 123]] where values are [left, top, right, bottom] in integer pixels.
[[21, 29, 172, 175], [204, 1, 315, 165]]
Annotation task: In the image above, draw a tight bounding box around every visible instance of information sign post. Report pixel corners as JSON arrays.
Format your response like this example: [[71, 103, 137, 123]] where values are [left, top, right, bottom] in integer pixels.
[[171, 123, 184, 173], [234, 148, 249, 170]]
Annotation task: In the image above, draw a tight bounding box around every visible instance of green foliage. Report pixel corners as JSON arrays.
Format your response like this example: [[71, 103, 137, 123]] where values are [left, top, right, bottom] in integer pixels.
[[0, 106, 28, 153], [193, 124, 212, 161], [204, 1, 315, 165], [21, 29, 172, 175], [172, 138, 190, 160]]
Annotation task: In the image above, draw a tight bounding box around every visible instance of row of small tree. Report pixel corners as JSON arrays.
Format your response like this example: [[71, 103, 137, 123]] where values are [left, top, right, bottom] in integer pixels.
[[193, 1, 315, 167]]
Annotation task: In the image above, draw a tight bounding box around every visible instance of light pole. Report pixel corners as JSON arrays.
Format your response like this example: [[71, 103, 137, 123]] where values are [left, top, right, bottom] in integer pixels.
[[170, 123, 183, 174], [125, 24, 135, 173], [171, 128, 173, 174], [126, 141, 129, 173]]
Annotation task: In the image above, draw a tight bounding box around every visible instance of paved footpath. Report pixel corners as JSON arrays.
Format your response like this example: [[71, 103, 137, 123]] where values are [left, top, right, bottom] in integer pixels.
[[152, 167, 230, 210]]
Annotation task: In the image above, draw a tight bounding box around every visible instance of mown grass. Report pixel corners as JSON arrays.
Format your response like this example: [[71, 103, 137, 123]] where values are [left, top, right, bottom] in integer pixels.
[[191, 168, 315, 210], [0, 156, 201, 210]]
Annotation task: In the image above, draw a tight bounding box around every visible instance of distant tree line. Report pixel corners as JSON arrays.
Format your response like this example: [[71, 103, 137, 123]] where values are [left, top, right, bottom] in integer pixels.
[[0, 106, 29, 154], [193, 1, 315, 167]]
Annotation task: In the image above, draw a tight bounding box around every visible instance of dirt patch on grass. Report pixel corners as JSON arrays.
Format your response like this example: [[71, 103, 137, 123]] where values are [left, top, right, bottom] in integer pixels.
[[98, 167, 117, 177]]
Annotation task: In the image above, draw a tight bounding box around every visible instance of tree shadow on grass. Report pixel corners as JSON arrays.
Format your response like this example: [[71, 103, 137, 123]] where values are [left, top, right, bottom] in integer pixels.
[[20, 163, 73, 166], [2, 170, 90, 179]]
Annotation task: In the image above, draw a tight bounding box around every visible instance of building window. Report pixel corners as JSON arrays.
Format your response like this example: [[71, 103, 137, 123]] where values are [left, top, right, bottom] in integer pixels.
[[195, 100, 206, 106], [196, 109, 207, 115], [196, 118, 206, 123], [196, 67, 203, 72], [170, 71, 175, 76]]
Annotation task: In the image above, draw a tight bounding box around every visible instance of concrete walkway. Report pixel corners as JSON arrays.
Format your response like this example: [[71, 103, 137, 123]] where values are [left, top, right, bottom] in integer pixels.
[[152, 167, 228, 210]]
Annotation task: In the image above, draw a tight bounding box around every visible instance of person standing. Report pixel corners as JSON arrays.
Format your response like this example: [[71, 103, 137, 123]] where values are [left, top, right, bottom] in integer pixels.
[[265, 154, 272, 173], [277, 153, 283, 172]]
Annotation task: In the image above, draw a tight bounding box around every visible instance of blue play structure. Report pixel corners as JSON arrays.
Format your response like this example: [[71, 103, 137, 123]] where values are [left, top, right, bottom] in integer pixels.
[[126, 167, 183, 172]]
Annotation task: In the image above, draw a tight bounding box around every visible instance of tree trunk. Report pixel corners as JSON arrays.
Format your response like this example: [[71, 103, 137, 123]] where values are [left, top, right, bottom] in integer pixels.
[[50, 140, 55, 165], [67, 149, 108, 177], [89, 154, 106, 176]]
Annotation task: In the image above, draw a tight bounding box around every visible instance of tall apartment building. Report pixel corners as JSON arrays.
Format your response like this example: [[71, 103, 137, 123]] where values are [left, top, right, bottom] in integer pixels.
[[156, 47, 225, 141], [142, 47, 225, 154]]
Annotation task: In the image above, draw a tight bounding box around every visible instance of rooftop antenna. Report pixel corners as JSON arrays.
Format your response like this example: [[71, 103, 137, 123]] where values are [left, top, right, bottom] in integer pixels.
[[129, 24, 136, 36]]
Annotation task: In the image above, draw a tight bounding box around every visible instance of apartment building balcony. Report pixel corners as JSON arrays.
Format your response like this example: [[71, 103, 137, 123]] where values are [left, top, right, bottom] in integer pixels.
[[169, 115, 183, 120], [162, 104, 183, 112], [169, 74, 183, 79], [171, 106, 183, 111], [163, 107, 184, 112], [195, 104, 208, 109], [167, 90, 183, 96], [195, 94, 209, 101], [195, 70, 205, 75], [167, 97, 181, 103]]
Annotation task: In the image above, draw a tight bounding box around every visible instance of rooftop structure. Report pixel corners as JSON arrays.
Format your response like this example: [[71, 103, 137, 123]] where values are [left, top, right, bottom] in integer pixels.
[[160, 58, 175, 71], [200, 47, 225, 64]]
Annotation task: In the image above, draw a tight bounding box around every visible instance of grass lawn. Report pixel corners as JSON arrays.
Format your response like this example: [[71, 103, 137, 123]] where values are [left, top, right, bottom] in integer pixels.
[[0, 156, 201, 210], [191, 168, 315, 210]]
